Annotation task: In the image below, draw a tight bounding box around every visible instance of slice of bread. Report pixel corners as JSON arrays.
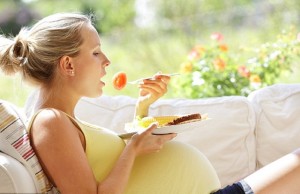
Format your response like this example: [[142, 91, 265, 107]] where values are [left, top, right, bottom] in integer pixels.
[[137, 113, 202, 128]]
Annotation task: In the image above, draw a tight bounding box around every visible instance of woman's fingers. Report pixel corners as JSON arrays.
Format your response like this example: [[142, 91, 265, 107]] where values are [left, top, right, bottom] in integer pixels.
[[143, 123, 177, 144], [132, 123, 177, 154], [142, 122, 159, 135], [152, 133, 177, 152], [154, 74, 171, 84], [138, 79, 168, 95]]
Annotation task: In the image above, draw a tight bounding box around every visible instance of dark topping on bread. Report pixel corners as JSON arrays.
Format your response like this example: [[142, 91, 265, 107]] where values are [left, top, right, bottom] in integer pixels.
[[166, 113, 201, 125]]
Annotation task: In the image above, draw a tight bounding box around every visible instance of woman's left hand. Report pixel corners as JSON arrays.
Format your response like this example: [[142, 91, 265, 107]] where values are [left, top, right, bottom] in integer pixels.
[[134, 73, 171, 118], [137, 73, 170, 106]]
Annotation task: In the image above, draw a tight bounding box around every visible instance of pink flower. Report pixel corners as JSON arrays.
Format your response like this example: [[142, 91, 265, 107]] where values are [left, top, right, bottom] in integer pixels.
[[238, 65, 250, 78], [210, 33, 224, 42], [297, 33, 300, 42], [188, 45, 205, 60], [188, 50, 200, 60]]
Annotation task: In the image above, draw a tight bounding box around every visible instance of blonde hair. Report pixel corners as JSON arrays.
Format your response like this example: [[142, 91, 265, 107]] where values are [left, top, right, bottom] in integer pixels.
[[0, 13, 92, 86]]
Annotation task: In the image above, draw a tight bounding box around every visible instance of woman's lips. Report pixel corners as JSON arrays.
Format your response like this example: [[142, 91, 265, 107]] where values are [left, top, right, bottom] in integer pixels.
[[99, 80, 105, 86]]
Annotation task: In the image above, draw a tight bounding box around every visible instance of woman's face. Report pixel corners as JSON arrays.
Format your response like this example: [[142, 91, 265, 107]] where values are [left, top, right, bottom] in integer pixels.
[[71, 23, 110, 98]]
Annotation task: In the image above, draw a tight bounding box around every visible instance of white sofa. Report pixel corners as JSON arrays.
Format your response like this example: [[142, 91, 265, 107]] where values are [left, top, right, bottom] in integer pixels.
[[1, 83, 300, 193]]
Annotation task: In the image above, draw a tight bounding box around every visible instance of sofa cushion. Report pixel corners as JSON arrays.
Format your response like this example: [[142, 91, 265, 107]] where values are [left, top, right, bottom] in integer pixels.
[[248, 83, 300, 169], [76, 96, 137, 133], [0, 152, 36, 193], [76, 95, 256, 187], [0, 100, 59, 193]]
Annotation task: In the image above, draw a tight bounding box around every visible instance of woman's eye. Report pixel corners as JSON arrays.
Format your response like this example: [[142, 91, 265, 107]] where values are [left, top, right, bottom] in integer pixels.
[[93, 53, 100, 56]]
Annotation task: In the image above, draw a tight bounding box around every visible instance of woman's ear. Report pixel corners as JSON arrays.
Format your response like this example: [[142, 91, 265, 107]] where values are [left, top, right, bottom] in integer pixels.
[[59, 56, 75, 76]]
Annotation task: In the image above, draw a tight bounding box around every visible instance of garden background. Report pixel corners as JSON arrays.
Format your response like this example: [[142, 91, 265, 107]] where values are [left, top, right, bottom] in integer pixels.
[[1, 0, 300, 106]]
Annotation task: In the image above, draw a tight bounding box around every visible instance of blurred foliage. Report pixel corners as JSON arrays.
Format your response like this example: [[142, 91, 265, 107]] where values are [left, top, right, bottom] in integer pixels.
[[0, 0, 38, 35], [0, 0, 136, 34], [28, 0, 136, 34], [0, 0, 300, 106], [174, 28, 300, 98]]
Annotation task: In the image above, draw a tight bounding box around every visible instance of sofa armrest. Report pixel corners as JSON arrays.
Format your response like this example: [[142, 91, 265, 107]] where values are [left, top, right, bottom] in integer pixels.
[[0, 152, 36, 193]]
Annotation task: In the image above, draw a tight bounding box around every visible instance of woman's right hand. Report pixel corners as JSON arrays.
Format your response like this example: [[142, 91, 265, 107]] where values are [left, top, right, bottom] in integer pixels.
[[127, 123, 177, 155]]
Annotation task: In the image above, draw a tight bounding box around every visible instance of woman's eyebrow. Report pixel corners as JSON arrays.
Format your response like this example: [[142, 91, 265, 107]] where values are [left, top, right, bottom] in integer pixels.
[[92, 44, 101, 49]]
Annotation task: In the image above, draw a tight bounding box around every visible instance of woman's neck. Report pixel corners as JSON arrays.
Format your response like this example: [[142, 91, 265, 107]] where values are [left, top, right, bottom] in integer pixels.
[[37, 86, 79, 117]]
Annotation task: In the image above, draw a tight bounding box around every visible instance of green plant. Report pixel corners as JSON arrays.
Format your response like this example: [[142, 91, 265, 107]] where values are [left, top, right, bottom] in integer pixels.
[[173, 28, 300, 98]]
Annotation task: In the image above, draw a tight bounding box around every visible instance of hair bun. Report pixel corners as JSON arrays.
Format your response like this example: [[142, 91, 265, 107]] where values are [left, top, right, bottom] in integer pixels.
[[11, 29, 30, 66]]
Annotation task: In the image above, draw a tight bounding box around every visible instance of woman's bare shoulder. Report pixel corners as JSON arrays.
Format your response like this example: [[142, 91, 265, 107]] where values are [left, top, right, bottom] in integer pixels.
[[32, 108, 69, 128], [30, 108, 80, 145]]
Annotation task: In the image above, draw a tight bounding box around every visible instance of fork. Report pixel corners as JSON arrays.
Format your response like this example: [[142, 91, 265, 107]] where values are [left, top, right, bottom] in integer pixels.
[[128, 73, 181, 84]]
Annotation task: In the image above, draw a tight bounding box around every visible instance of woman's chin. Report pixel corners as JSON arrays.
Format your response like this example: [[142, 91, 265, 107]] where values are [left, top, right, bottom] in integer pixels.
[[85, 90, 103, 99], [94, 91, 103, 98]]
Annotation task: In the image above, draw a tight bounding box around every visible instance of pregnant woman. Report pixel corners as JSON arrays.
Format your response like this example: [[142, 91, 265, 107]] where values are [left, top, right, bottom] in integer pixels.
[[3, 11, 300, 194], [0, 13, 220, 193]]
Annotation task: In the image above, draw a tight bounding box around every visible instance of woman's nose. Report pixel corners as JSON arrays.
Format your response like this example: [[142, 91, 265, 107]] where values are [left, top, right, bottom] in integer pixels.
[[103, 54, 111, 67]]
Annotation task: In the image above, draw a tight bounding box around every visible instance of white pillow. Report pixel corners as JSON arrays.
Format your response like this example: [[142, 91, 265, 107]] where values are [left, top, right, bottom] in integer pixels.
[[76, 96, 137, 133], [150, 96, 256, 187], [248, 83, 300, 169], [0, 100, 59, 194], [76, 95, 256, 187]]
